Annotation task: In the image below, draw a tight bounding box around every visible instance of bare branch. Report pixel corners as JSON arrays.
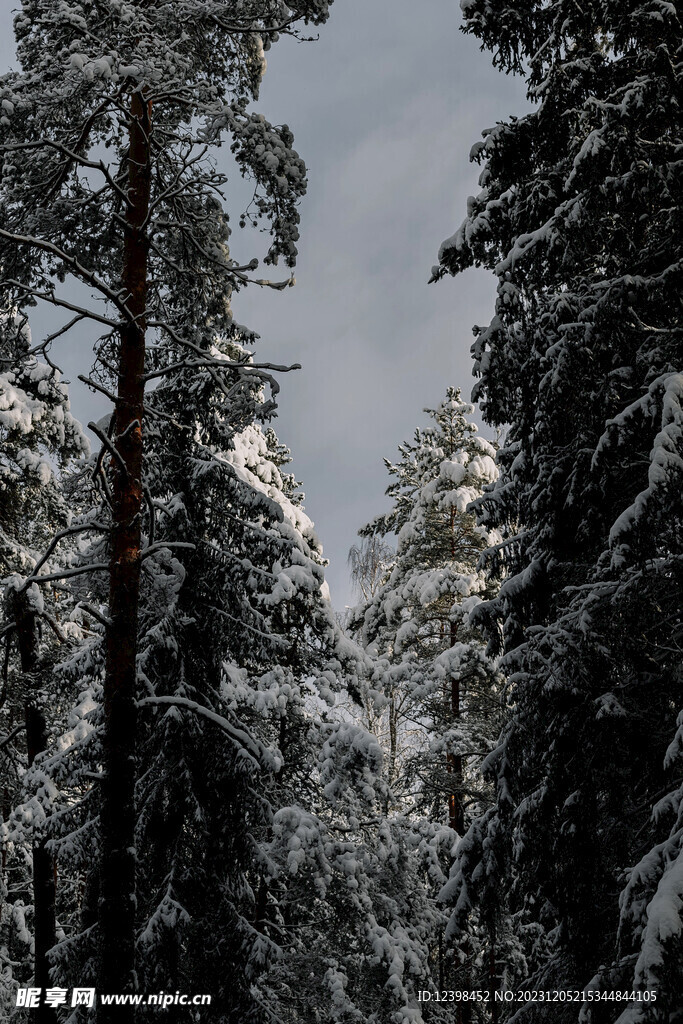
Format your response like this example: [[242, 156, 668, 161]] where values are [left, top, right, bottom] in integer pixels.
[[22, 521, 110, 586], [2, 279, 123, 331], [74, 601, 112, 629], [22, 563, 109, 588], [39, 611, 68, 643], [88, 421, 128, 478], [0, 723, 26, 754], [79, 375, 119, 405], [0, 232, 129, 315]]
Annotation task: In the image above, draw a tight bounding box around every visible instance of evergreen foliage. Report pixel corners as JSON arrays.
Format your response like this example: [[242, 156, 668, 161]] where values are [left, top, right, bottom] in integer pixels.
[[4, 335, 446, 1023], [0, 312, 88, 1016], [0, 0, 349, 1016], [349, 390, 509, 1009], [1, 0, 680, 1019], [434, 2, 683, 1016], [351, 390, 502, 824]]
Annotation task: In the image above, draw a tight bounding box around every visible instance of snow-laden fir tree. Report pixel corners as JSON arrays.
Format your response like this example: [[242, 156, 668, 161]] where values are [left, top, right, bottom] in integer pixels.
[[348, 389, 511, 1008], [152, 364, 485, 1024], [0, 0, 335, 1009], [434, 1, 683, 1017], [350, 389, 501, 829], [0, 312, 88, 1020], [131, 337, 357, 1022]]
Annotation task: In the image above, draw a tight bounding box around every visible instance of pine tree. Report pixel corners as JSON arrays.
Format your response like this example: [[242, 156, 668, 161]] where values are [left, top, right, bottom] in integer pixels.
[[434, 1, 683, 1015], [0, 0, 335, 1010]]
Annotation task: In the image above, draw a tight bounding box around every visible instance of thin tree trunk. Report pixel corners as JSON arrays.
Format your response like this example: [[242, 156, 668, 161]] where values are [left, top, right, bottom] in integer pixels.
[[12, 592, 57, 1024], [98, 86, 151, 1016], [447, 619, 464, 834], [489, 919, 498, 1023], [389, 694, 397, 781], [447, 509, 465, 834]]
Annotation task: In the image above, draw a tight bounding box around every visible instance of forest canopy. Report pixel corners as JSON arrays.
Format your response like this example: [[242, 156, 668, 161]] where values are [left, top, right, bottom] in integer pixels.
[[0, 2, 681, 1023]]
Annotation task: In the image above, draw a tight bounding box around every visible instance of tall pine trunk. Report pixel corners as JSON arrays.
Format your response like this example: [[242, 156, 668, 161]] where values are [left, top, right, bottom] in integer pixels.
[[12, 591, 57, 1024], [98, 87, 151, 1014]]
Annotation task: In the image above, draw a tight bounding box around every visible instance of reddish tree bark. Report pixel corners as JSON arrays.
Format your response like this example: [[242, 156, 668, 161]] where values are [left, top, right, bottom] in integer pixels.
[[98, 87, 151, 1017]]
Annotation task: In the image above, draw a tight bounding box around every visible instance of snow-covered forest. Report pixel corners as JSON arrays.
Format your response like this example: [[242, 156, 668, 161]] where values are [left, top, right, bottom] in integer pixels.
[[0, 1, 681, 1022]]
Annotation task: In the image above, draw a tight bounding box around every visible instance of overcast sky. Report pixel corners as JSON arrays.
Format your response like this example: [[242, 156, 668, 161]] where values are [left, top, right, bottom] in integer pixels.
[[0, 1, 527, 609]]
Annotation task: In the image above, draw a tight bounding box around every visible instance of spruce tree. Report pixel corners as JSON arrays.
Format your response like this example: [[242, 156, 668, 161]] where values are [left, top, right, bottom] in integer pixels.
[[132, 337, 350, 1021], [434, 1, 683, 1015], [349, 389, 507, 1008], [350, 389, 502, 828]]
